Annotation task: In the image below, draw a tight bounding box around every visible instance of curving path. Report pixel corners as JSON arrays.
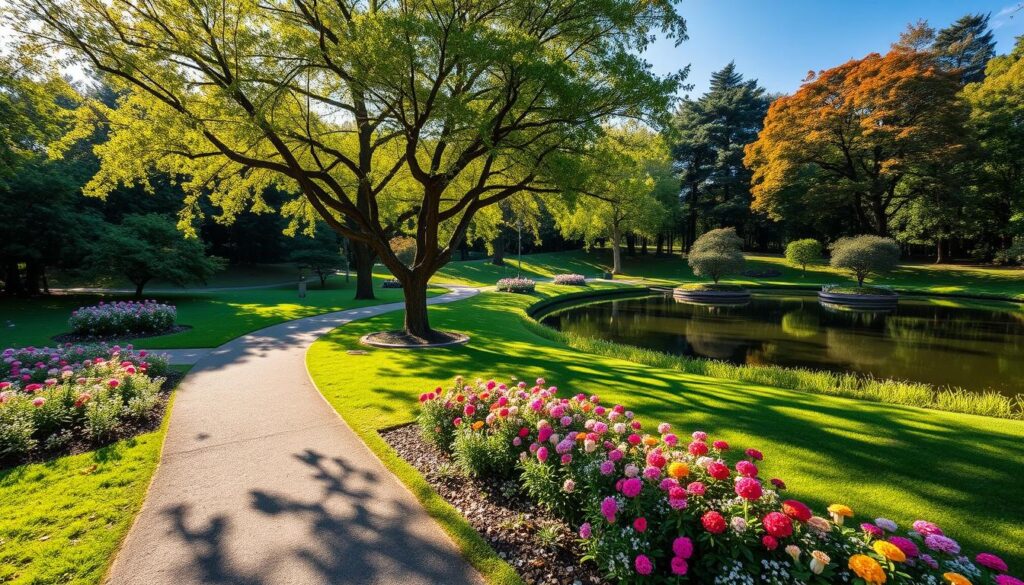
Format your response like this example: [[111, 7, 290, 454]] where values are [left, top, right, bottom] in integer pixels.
[[108, 286, 483, 585]]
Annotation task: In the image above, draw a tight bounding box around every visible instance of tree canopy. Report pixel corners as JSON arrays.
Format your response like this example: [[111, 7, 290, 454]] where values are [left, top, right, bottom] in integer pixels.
[[687, 227, 744, 284]]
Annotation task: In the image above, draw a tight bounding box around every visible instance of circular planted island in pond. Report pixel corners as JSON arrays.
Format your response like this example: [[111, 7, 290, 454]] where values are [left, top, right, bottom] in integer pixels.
[[673, 283, 751, 306], [817, 284, 898, 310]]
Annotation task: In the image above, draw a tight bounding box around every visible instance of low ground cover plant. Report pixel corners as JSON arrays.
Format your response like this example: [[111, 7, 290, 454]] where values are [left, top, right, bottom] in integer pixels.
[[0, 344, 169, 463], [418, 376, 1021, 584], [68, 300, 177, 337], [496, 277, 537, 293], [553, 274, 587, 286]]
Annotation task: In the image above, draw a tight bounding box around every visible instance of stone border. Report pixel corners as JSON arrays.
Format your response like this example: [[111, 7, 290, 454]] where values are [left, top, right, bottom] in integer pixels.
[[359, 331, 470, 349], [818, 291, 898, 310], [672, 288, 751, 305], [526, 286, 652, 320]]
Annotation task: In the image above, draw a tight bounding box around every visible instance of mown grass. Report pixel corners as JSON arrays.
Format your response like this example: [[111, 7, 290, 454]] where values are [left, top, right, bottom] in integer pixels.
[[0, 277, 443, 349], [0, 375, 184, 584], [307, 283, 1024, 578], [435, 248, 1024, 300], [524, 320, 1024, 419]]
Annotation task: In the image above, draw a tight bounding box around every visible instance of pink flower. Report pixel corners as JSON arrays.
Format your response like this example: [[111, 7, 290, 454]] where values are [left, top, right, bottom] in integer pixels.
[[622, 477, 643, 498], [579, 523, 591, 539], [734, 477, 763, 501], [745, 448, 763, 460], [762, 535, 778, 550], [453, 417, 463, 427], [670, 556, 688, 575], [657, 422, 671, 434], [600, 497, 618, 523], [763, 511, 793, 538], [686, 481, 706, 496], [995, 577, 1024, 585], [562, 479, 575, 492], [642, 466, 660, 480], [701, 511, 726, 534], [672, 536, 693, 559], [646, 451, 666, 468], [688, 441, 708, 456], [662, 433, 678, 446], [735, 460, 758, 477], [912, 520, 943, 536], [536, 447, 548, 462], [634, 555, 652, 575], [860, 523, 883, 538], [32, 397, 46, 407], [924, 534, 960, 555], [463, 404, 476, 416], [599, 460, 615, 475], [633, 517, 647, 532], [976, 553, 1008, 573], [691, 430, 707, 441], [560, 454, 572, 465], [712, 440, 729, 451], [707, 461, 729, 480], [888, 536, 919, 558]]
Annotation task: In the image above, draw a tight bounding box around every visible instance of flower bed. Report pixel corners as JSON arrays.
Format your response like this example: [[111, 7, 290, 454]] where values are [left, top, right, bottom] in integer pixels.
[[553, 274, 587, 286], [416, 376, 1020, 584], [0, 344, 171, 465], [496, 277, 537, 294], [382, 278, 403, 289], [68, 300, 177, 337]]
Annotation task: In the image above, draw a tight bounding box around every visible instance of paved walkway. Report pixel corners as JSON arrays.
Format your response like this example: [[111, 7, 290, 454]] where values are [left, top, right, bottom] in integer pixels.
[[108, 287, 483, 585]]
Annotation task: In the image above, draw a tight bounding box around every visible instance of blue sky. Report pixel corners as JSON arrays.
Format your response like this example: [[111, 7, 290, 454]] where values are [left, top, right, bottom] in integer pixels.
[[647, 0, 1024, 98]]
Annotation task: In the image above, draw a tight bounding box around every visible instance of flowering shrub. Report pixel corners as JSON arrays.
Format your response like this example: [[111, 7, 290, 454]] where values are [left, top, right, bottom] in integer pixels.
[[0, 344, 170, 462], [553, 274, 587, 286], [68, 300, 177, 337], [418, 376, 1020, 584], [381, 278, 403, 289], [496, 277, 536, 293]]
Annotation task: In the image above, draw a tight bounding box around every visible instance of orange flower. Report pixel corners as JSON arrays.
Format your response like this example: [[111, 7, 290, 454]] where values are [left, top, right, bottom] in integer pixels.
[[943, 573, 971, 585], [667, 461, 690, 479], [471, 421, 485, 431], [642, 435, 659, 447], [848, 554, 886, 584], [576, 432, 587, 441], [873, 541, 906, 563], [581, 403, 593, 412], [827, 503, 854, 525]]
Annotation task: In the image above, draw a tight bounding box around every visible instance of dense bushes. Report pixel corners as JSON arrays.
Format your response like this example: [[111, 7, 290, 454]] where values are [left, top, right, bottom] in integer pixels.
[[0, 344, 169, 462], [553, 274, 587, 286], [417, 376, 1021, 584], [496, 277, 536, 293], [68, 300, 177, 337]]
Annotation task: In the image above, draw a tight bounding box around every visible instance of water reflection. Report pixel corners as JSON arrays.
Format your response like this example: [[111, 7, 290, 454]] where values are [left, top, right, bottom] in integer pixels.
[[540, 293, 1024, 394]]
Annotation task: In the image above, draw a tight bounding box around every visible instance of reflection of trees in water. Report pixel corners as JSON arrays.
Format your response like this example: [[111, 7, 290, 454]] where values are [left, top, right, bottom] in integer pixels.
[[683, 309, 748, 360], [825, 327, 895, 367], [781, 310, 819, 338]]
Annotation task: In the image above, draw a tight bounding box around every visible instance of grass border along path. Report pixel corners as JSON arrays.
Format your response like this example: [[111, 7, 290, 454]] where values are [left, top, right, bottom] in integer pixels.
[[307, 282, 1024, 583], [0, 370, 187, 585]]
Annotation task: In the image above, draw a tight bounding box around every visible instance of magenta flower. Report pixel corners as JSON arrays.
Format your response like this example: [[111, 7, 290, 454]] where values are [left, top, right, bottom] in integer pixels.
[[735, 460, 758, 477], [912, 519, 943, 536], [622, 477, 643, 498], [578, 522, 591, 539], [536, 447, 548, 462], [745, 448, 763, 461], [734, 477, 763, 501], [670, 556, 688, 575], [924, 534, 960, 555], [634, 555, 653, 576], [860, 523, 883, 538], [995, 576, 1024, 585], [976, 553, 1008, 573], [632, 517, 647, 532], [888, 536, 919, 558], [672, 536, 693, 559], [686, 481, 706, 496], [600, 497, 618, 523], [599, 460, 615, 475]]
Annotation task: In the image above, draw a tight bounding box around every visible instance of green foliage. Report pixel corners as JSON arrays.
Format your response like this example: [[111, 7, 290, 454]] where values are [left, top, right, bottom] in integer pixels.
[[85, 214, 225, 296], [389, 237, 417, 268], [288, 233, 345, 288], [829, 235, 901, 287], [418, 397, 458, 452], [687, 227, 745, 283], [785, 238, 823, 274], [518, 458, 582, 522], [451, 428, 517, 479]]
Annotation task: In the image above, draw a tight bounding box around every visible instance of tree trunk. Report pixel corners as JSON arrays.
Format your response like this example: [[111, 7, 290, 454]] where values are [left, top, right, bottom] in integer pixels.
[[24, 261, 43, 296], [491, 233, 506, 266], [134, 279, 148, 298], [667, 231, 674, 256], [655, 233, 664, 256], [459, 240, 469, 261], [3, 261, 23, 296], [935, 239, 948, 264], [319, 271, 328, 287], [625, 234, 636, 257], [611, 227, 623, 274], [352, 241, 376, 300], [402, 273, 432, 339], [640, 237, 648, 255]]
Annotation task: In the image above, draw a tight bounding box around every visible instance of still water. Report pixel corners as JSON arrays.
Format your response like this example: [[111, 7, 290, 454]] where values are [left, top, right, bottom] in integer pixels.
[[540, 292, 1024, 394]]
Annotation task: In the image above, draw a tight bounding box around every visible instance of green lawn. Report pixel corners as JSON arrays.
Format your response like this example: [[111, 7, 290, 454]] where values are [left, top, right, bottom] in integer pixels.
[[0, 277, 441, 349], [435, 249, 1024, 300], [307, 283, 1024, 582], [48, 262, 308, 290], [0, 376, 185, 584]]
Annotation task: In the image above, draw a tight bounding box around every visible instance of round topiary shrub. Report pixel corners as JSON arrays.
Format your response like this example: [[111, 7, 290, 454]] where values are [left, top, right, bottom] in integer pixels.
[[687, 227, 745, 284], [496, 277, 536, 293], [829, 235, 900, 288], [785, 238, 822, 275], [553, 274, 586, 286], [68, 300, 177, 337]]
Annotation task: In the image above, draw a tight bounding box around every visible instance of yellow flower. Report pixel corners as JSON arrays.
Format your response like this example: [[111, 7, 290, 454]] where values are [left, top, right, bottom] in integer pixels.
[[944, 573, 972, 585], [809, 550, 830, 575], [873, 540, 907, 563], [667, 461, 690, 479], [849, 554, 887, 584], [827, 503, 854, 525]]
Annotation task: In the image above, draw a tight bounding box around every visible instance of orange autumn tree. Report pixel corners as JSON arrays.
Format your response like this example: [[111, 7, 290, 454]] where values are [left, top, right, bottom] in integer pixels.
[[744, 49, 968, 236]]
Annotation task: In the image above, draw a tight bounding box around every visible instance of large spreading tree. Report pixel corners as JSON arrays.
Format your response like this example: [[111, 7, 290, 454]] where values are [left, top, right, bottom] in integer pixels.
[[16, 0, 685, 339], [744, 49, 968, 238]]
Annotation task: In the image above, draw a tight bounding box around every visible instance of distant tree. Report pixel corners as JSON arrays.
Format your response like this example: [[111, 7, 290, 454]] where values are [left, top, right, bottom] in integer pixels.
[[87, 214, 225, 297], [745, 50, 968, 237], [785, 239, 822, 275], [829, 235, 900, 288], [288, 235, 345, 288], [933, 13, 997, 85], [672, 63, 770, 250], [687, 227, 745, 284], [389, 237, 417, 269]]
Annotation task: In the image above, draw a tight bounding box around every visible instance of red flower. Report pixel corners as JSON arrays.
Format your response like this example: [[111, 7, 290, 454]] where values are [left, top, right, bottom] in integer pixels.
[[763, 511, 794, 538], [762, 535, 778, 550], [782, 499, 812, 523], [633, 517, 647, 532], [688, 441, 709, 456], [701, 511, 726, 534], [707, 461, 729, 480]]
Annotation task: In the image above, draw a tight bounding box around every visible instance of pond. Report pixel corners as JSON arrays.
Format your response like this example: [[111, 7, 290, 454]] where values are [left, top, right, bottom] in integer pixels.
[[540, 292, 1024, 394]]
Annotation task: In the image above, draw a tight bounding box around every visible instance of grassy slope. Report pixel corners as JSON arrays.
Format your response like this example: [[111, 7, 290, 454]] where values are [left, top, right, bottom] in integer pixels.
[[308, 283, 1024, 580], [434, 249, 1024, 299], [0, 374, 186, 584], [0, 277, 443, 349]]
